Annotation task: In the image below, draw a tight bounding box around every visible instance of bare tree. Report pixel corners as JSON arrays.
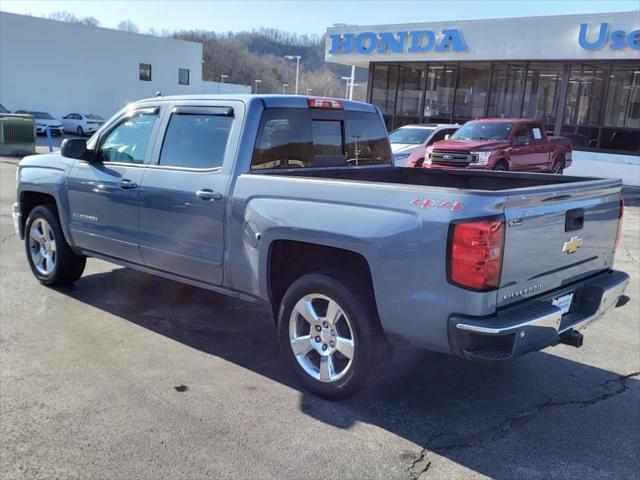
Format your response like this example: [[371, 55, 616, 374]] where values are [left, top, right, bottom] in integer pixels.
[[80, 16, 100, 27], [117, 20, 139, 33], [47, 11, 79, 23]]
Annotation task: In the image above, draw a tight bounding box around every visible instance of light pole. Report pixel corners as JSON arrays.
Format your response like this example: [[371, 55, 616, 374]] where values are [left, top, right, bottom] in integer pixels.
[[282, 83, 288, 94], [220, 74, 228, 83], [284, 55, 301, 95], [341, 76, 351, 99], [254, 79, 262, 94], [348, 65, 356, 100], [306, 88, 312, 96]]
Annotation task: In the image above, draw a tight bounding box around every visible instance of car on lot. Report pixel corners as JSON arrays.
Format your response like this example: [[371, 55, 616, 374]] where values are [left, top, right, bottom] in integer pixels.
[[62, 113, 106, 136], [389, 123, 459, 167], [424, 118, 573, 173], [13, 95, 629, 399], [13, 110, 63, 136]]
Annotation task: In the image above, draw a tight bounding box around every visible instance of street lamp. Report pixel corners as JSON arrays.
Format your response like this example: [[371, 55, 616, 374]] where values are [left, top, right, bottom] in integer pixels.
[[306, 88, 312, 96], [220, 74, 228, 83], [254, 79, 262, 94], [284, 55, 301, 95], [282, 83, 288, 94], [341, 76, 351, 99]]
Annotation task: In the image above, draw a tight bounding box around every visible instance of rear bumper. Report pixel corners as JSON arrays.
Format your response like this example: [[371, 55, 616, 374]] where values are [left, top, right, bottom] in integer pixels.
[[449, 270, 629, 361]]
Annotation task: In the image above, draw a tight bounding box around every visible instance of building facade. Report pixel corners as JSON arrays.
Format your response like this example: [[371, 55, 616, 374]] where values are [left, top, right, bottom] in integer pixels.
[[0, 12, 249, 119], [326, 12, 640, 155]]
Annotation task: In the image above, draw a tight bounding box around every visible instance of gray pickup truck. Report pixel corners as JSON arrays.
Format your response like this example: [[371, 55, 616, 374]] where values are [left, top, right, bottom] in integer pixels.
[[13, 95, 630, 399]]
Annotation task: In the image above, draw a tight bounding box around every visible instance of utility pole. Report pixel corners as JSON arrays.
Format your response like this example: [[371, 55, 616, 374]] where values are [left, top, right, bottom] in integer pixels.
[[341, 76, 351, 99], [284, 55, 301, 95]]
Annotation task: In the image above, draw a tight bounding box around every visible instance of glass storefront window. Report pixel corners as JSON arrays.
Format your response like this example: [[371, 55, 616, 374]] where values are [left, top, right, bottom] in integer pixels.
[[423, 63, 457, 123], [370, 63, 398, 128], [562, 62, 607, 147], [488, 62, 526, 118], [601, 62, 640, 153], [522, 62, 564, 130], [453, 62, 491, 120], [394, 64, 427, 128]]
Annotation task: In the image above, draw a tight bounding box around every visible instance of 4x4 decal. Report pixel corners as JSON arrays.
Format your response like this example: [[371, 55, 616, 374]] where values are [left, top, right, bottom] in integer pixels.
[[411, 198, 464, 212]]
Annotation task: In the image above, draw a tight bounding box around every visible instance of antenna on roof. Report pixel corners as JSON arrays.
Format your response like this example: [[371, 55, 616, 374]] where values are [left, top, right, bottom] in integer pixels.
[[155, 91, 162, 97]]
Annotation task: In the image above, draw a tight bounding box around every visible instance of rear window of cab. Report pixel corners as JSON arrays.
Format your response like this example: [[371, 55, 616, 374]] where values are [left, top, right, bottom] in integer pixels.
[[251, 108, 391, 169]]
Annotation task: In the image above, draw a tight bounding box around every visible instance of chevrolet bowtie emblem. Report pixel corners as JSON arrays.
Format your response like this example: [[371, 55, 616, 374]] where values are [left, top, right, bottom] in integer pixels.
[[562, 236, 583, 254]]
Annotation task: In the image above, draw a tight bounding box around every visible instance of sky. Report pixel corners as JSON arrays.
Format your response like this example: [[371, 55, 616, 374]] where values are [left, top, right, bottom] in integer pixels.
[[1, 0, 638, 35]]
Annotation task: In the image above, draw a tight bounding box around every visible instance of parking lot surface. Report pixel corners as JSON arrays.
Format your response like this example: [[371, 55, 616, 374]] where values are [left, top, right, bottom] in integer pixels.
[[1, 159, 638, 480]]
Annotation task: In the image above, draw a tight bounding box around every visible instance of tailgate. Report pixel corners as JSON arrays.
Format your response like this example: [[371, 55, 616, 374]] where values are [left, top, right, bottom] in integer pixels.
[[498, 180, 622, 308]]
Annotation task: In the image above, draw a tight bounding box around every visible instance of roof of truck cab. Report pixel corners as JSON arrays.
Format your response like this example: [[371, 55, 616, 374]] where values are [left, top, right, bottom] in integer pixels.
[[468, 118, 541, 123], [130, 94, 378, 113]]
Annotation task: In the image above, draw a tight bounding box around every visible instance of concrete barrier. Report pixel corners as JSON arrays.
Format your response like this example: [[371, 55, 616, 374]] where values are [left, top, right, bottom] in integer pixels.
[[565, 151, 640, 186]]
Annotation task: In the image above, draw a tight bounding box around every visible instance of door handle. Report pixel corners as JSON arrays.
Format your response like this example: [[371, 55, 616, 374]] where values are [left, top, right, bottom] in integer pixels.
[[195, 189, 222, 201], [118, 179, 138, 189]]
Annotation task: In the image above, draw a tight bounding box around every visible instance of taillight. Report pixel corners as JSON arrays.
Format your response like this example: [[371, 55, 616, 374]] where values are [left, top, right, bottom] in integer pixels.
[[614, 198, 624, 251], [448, 217, 505, 291], [307, 98, 344, 109]]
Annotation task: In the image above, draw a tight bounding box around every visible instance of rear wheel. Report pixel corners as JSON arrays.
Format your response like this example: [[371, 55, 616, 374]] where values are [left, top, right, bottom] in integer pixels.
[[551, 157, 565, 174], [25, 205, 86, 285], [77, 126, 84, 136], [277, 272, 389, 399]]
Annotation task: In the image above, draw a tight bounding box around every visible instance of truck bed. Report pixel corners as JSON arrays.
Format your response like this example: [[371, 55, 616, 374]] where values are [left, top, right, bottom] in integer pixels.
[[258, 166, 598, 192]]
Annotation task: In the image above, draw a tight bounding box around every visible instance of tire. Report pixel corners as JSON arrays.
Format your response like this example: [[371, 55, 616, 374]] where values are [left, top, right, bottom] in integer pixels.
[[414, 157, 425, 168], [77, 126, 84, 136], [493, 162, 508, 171], [277, 272, 390, 399], [551, 157, 564, 174], [25, 204, 86, 286]]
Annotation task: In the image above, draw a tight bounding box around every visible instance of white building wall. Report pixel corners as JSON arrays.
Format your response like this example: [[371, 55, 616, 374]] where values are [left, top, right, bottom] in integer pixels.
[[0, 12, 246, 119], [201, 80, 251, 94]]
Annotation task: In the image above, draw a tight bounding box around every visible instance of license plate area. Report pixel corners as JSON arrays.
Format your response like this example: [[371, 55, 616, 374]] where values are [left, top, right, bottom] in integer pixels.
[[552, 292, 574, 315]]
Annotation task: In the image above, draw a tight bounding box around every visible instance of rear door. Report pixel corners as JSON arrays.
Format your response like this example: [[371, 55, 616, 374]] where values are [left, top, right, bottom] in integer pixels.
[[498, 181, 621, 308], [137, 103, 240, 285]]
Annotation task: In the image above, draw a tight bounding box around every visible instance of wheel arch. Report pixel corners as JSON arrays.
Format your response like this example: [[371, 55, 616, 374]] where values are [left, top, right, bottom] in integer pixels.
[[18, 189, 75, 248]]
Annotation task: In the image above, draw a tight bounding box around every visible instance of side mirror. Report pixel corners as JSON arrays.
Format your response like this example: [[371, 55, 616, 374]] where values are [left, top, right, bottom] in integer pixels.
[[61, 138, 96, 161]]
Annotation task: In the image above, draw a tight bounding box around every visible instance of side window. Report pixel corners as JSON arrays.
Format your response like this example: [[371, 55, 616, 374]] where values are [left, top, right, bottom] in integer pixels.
[[530, 125, 543, 141], [99, 112, 158, 164], [251, 109, 312, 169], [513, 125, 531, 145], [159, 112, 233, 169]]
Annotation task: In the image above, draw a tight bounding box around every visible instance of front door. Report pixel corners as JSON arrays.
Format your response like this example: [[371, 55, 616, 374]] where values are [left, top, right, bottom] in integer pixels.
[[137, 105, 236, 285], [509, 124, 536, 171], [66, 108, 161, 263]]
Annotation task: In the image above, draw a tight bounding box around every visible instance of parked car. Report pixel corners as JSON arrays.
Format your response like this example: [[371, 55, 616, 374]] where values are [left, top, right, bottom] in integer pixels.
[[389, 123, 459, 167], [12, 95, 629, 399], [425, 118, 573, 173], [62, 113, 106, 136], [14, 110, 63, 136]]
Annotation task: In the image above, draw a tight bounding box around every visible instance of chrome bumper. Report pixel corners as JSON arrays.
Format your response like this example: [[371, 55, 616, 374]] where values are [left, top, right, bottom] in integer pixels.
[[450, 270, 630, 360], [12, 203, 22, 238]]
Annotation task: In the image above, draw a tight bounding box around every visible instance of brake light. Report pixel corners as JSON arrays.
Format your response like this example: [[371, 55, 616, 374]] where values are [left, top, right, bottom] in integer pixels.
[[307, 98, 344, 109], [614, 198, 624, 251], [449, 217, 505, 291]]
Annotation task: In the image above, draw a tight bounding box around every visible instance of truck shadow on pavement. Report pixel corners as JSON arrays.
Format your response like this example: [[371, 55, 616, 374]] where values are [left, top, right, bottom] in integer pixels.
[[58, 266, 639, 479]]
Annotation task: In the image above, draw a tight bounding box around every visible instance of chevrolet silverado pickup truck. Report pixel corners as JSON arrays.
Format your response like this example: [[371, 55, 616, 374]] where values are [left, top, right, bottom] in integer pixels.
[[13, 95, 629, 399], [424, 118, 573, 173]]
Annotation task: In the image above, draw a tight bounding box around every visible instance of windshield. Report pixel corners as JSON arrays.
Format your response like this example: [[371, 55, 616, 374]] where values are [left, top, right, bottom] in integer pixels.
[[451, 122, 513, 141], [30, 111, 55, 120], [388, 127, 435, 145], [86, 114, 104, 120]]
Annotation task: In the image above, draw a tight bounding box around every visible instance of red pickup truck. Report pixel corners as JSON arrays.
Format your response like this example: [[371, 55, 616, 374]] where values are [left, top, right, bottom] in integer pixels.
[[423, 118, 572, 173]]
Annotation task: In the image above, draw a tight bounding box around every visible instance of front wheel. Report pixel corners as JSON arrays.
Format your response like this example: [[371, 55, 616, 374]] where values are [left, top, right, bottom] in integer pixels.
[[25, 205, 86, 285], [277, 272, 389, 399]]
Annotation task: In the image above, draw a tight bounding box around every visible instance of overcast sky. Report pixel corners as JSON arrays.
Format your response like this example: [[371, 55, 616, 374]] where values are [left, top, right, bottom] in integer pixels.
[[2, 0, 638, 35]]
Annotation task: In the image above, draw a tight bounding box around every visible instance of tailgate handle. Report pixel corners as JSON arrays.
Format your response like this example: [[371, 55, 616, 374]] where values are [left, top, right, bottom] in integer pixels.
[[565, 208, 585, 232]]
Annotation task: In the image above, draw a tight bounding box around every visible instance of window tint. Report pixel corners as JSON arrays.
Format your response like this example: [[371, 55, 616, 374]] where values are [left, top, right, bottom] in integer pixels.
[[159, 113, 233, 169], [312, 120, 342, 156], [427, 129, 449, 145], [251, 108, 391, 169], [100, 112, 158, 164], [513, 125, 530, 145], [139, 63, 152, 81]]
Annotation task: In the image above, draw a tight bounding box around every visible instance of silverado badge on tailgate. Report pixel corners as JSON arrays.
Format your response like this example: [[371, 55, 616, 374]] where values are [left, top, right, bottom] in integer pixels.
[[562, 236, 583, 254]]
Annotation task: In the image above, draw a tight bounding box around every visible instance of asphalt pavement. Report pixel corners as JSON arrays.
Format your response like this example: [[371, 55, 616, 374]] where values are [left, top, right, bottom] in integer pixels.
[[1, 159, 638, 479]]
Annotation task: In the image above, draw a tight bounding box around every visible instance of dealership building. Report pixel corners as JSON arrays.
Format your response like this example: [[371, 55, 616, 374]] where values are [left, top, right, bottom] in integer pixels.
[[325, 11, 639, 156], [0, 12, 249, 119]]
